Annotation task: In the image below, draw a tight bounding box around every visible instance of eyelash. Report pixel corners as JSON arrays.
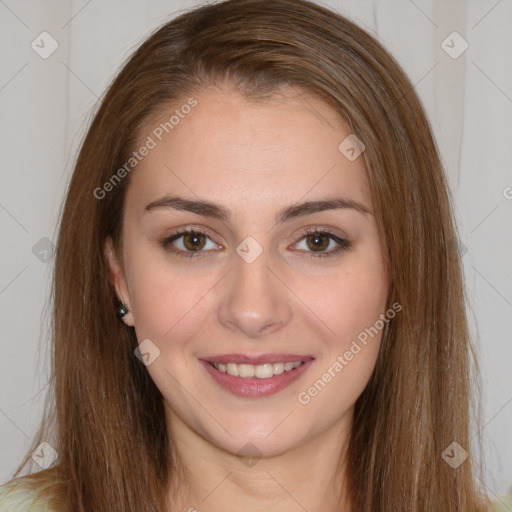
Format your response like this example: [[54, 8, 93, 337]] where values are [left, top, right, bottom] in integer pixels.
[[160, 227, 351, 259]]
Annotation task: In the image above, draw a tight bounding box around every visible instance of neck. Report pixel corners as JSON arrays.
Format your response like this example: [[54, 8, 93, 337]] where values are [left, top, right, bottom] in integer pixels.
[[164, 406, 354, 512]]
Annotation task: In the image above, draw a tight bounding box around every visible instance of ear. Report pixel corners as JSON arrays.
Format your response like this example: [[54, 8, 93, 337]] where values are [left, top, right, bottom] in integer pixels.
[[104, 236, 135, 327]]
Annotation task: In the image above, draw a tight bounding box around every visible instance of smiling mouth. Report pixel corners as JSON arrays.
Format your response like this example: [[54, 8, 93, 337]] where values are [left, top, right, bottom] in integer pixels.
[[208, 360, 304, 379]]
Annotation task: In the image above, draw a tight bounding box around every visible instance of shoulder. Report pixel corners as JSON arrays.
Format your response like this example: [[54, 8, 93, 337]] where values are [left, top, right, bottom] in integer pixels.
[[0, 469, 65, 512], [492, 486, 512, 512], [0, 478, 50, 512]]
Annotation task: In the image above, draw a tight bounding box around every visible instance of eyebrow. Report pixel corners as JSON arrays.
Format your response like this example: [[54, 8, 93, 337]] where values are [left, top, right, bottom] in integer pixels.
[[144, 195, 372, 222]]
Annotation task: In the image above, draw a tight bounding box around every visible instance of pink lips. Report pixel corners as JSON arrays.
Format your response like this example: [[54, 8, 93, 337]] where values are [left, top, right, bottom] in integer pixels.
[[199, 355, 314, 398]]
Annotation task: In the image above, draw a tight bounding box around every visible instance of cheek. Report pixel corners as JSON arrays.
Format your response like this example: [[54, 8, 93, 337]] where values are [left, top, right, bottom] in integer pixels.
[[339, 269, 387, 335], [125, 246, 215, 341], [297, 265, 388, 412], [294, 253, 387, 345]]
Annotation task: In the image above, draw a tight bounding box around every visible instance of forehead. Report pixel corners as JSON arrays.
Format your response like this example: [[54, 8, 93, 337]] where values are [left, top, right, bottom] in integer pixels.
[[124, 84, 371, 218]]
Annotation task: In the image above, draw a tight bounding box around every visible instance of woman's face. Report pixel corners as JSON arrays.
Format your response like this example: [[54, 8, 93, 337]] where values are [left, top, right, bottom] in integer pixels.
[[107, 84, 388, 459]]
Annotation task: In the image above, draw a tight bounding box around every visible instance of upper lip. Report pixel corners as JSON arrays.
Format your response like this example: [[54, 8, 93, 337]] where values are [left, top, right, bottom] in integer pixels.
[[201, 354, 315, 365]]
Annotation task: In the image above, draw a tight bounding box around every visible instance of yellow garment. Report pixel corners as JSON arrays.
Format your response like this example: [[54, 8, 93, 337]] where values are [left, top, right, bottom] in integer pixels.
[[1, 475, 511, 511], [0, 476, 56, 511]]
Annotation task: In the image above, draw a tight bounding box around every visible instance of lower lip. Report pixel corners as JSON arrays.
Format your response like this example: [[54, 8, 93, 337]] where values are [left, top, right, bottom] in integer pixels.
[[199, 359, 314, 398]]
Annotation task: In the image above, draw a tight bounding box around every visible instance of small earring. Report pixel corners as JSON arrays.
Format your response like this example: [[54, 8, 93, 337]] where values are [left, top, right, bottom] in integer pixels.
[[116, 301, 129, 319]]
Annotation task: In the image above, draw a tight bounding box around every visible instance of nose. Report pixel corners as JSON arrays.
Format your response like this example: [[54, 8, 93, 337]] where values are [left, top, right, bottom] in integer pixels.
[[217, 249, 293, 339]]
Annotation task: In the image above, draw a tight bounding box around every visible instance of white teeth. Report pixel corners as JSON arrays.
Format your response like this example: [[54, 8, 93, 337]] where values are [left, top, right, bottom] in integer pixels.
[[226, 363, 238, 376], [272, 362, 285, 375], [211, 360, 303, 379], [254, 363, 273, 379], [237, 364, 254, 378]]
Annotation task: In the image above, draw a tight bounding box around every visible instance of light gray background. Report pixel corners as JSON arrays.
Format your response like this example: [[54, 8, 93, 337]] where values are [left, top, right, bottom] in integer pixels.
[[1, 0, 511, 503]]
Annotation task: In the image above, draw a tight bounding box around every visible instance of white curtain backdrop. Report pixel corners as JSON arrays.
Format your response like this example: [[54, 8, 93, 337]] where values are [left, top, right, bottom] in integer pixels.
[[1, 0, 511, 501]]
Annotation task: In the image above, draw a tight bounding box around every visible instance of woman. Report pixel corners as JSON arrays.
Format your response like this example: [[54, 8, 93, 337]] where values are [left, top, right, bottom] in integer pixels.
[[0, 0, 502, 510]]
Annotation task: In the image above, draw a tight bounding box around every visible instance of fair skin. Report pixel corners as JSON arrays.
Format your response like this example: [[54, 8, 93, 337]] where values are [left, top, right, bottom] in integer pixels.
[[106, 84, 388, 511]]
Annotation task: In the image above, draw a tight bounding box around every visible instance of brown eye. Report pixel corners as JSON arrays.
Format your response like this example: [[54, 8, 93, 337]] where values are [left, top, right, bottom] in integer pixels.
[[182, 232, 207, 251], [305, 232, 330, 252], [161, 229, 221, 258], [292, 229, 352, 258]]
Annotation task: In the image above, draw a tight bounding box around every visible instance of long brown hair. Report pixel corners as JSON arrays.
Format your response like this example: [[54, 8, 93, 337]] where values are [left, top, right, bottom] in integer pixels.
[[12, 0, 491, 510]]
